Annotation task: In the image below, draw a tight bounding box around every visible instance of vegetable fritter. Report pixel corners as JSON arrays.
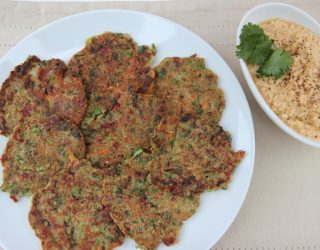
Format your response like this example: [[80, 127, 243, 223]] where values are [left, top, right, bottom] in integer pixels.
[[29, 160, 124, 250], [103, 153, 199, 250], [0, 56, 86, 135], [72, 32, 159, 169], [68, 32, 156, 98], [153, 55, 225, 123], [1, 114, 85, 200], [84, 91, 177, 169], [151, 119, 245, 195]]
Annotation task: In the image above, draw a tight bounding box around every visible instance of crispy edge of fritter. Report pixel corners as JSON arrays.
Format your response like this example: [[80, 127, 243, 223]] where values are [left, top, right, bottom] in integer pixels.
[[150, 121, 245, 195], [29, 159, 124, 250], [153, 55, 219, 91], [68, 32, 156, 98], [0, 114, 86, 201], [0, 56, 42, 135], [0, 55, 87, 134], [153, 55, 225, 125]]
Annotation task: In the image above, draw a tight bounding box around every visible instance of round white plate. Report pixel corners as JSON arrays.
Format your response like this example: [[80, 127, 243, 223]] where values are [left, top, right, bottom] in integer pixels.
[[0, 10, 255, 250]]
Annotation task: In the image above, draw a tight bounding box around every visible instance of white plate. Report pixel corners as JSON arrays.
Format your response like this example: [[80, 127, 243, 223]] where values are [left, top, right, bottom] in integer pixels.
[[0, 10, 255, 250], [237, 2, 320, 148]]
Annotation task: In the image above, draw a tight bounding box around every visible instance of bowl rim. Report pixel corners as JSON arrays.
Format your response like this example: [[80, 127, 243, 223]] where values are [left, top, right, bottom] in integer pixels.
[[237, 2, 320, 148]]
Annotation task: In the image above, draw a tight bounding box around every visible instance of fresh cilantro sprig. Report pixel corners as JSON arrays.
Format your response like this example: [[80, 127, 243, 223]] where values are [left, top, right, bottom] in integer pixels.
[[257, 48, 293, 79], [236, 23, 293, 79], [236, 23, 272, 63]]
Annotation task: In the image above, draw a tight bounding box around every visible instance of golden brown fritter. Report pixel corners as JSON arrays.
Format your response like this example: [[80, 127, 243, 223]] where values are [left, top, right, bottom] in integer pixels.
[[29, 160, 124, 250], [151, 55, 226, 153], [0, 56, 86, 135], [151, 119, 245, 195], [0, 56, 45, 135], [153, 55, 225, 123], [72, 32, 158, 170], [84, 91, 169, 169], [68, 32, 156, 98], [1, 114, 85, 200], [103, 153, 199, 250]]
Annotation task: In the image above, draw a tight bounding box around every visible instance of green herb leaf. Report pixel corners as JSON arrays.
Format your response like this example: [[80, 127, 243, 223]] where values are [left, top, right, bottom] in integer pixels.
[[157, 69, 167, 78], [239, 23, 266, 42], [125, 49, 133, 58], [85, 36, 93, 44], [31, 126, 43, 135], [137, 45, 145, 54], [193, 62, 205, 70], [133, 178, 145, 196], [53, 195, 63, 209], [236, 22, 293, 79], [43, 219, 51, 227], [57, 146, 66, 157], [151, 43, 157, 54], [150, 219, 155, 227], [106, 235, 116, 242], [15, 155, 24, 163], [247, 39, 273, 65], [111, 97, 117, 105], [113, 186, 121, 194], [192, 97, 203, 115], [71, 187, 82, 198], [132, 147, 143, 158], [22, 187, 30, 195], [93, 107, 102, 116], [96, 238, 103, 246], [236, 23, 271, 62], [257, 48, 293, 79], [182, 129, 192, 138], [115, 165, 122, 176]]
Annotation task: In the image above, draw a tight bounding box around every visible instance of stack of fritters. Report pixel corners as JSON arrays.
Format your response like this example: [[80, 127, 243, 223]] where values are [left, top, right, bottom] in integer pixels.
[[0, 56, 87, 201], [0, 46, 124, 250], [0, 56, 86, 135], [0, 32, 245, 250], [1, 114, 85, 199], [67, 32, 244, 249]]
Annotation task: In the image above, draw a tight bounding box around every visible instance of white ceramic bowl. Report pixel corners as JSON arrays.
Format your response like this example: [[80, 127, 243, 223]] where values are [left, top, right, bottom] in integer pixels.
[[237, 2, 320, 148]]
